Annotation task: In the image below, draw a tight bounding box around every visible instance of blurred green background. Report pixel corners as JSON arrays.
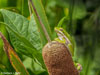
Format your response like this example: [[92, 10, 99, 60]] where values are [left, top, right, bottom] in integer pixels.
[[0, 0, 100, 75]]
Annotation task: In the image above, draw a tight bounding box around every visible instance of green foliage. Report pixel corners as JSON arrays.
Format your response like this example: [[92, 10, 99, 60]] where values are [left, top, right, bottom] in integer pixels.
[[0, 0, 8, 8], [0, 0, 100, 75], [17, 0, 29, 17], [0, 32, 29, 75], [31, 0, 52, 45], [0, 23, 13, 73], [0, 9, 46, 70]]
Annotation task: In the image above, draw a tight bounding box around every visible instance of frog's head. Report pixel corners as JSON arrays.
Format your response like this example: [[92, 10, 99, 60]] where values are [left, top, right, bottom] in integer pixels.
[[54, 27, 64, 34], [54, 27, 66, 43]]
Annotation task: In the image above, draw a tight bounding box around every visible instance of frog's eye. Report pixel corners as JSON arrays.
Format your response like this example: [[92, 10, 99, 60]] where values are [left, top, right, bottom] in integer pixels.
[[60, 28, 63, 31]]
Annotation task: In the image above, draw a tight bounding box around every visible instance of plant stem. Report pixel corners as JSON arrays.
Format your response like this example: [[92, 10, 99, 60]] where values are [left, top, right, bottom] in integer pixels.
[[28, 0, 32, 15], [29, 0, 51, 43]]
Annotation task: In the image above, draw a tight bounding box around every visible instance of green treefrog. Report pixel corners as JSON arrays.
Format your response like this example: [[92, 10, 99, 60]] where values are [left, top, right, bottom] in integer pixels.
[[54, 27, 75, 56], [54, 27, 82, 72]]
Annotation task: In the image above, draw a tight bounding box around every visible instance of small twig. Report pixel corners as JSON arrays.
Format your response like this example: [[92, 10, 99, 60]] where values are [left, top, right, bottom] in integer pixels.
[[29, 0, 51, 43]]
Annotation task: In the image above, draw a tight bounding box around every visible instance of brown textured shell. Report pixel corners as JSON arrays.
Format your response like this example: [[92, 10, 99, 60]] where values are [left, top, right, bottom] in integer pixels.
[[42, 41, 79, 75]]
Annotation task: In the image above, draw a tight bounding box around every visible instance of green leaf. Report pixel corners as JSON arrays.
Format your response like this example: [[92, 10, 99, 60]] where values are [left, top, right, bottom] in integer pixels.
[[0, 32, 29, 75], [0, 0, 8, 8], [57, 0, 87, 19], [0, 9, 46, 69], [17, 0, 30, 17], [57, 17, 68, 27], [31, 0, 52, 45], [23, 57, 47, 75], [28, 15, 42, 51]]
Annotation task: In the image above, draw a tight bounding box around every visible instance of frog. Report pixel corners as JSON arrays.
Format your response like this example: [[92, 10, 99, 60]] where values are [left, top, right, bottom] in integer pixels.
[[54, 27, 74, 56], [54, 27, 82, 72]]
